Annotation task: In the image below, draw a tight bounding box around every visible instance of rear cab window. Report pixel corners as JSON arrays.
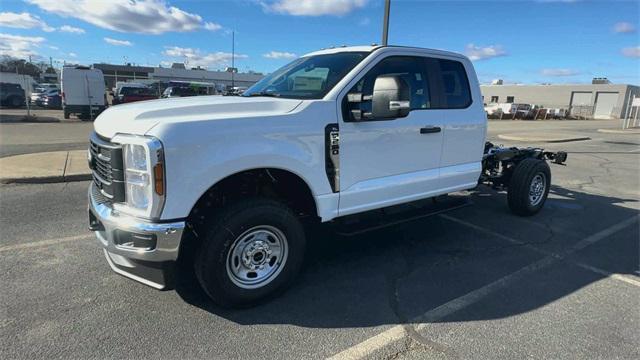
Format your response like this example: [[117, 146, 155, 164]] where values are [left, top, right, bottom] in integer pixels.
[[427, 58, 472, 109]]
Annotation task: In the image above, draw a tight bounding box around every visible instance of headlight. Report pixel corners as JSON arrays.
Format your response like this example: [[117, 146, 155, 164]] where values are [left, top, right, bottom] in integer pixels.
[[111, 134, 165, 220]]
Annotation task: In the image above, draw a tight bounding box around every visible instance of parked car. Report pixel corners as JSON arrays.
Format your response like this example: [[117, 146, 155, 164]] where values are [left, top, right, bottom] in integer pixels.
[[61, 66, 106, 120], [0, 82, 26, 108], [35, 90, 62, 109], [30, 87, 45, 104], [224, 86, 248, 96], [161, 86, 199, 98], [39, 83, 59, 92], [87, 45, 567, 308], [485, 102, 533, 119], [113, 85, 157, 105], [162, 82, 217, 98], [31, 87, 60, 106]]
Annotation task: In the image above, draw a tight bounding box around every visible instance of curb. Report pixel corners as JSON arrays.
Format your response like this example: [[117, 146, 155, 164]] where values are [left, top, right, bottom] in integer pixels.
[[0, 174, 92, 185], [0, 150, 91, 185], [597, 128, 640, 134], [497, 133, 591, 143]]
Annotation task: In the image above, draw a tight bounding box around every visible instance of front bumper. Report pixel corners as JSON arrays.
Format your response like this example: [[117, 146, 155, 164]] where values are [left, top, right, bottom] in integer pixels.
[[88, 184, 186, 289]]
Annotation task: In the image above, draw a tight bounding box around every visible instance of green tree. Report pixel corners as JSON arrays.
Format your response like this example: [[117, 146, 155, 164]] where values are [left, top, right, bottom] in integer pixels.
[[0, 56, 42, 78]]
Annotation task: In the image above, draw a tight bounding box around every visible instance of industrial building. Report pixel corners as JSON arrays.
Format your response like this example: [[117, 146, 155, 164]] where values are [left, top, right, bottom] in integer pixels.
[[93, 63, 264, 90], [480, 80, 640, 119]]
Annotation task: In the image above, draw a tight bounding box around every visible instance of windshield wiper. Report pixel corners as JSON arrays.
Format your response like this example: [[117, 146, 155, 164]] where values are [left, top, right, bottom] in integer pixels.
[[243, 91, 280, 98]]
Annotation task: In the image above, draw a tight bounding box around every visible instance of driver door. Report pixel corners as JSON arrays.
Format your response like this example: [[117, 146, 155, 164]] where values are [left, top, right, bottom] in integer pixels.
[[338, 55, 445, 216]]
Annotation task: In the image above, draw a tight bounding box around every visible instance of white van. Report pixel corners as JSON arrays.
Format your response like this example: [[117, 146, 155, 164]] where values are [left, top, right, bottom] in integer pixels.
[[0, 72, 37, 96], [61, 66, 106, 120]]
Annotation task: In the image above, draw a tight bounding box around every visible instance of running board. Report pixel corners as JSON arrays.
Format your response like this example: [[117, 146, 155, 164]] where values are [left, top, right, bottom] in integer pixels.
[[333, 196, 472, 237]]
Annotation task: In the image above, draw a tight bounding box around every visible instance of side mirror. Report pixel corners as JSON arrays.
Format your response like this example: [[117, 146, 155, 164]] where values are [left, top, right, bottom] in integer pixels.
[[371, 75, 410, 119]]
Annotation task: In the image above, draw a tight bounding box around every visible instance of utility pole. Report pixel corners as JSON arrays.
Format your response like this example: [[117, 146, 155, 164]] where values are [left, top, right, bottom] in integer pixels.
[[382, 0, 391, 46], [231, 30, 235, 89]]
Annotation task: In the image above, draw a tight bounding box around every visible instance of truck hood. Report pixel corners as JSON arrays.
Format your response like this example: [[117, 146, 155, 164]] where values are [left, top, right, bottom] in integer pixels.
[[93, 96, 303, 139]]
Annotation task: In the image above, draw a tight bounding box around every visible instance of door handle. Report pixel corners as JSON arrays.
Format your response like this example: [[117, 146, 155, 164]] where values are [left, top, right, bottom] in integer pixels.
[[420, 126, 441, 134]]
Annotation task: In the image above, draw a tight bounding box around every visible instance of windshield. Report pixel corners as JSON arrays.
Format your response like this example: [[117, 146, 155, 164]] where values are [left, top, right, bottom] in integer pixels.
[[243, 52, 368, 99]]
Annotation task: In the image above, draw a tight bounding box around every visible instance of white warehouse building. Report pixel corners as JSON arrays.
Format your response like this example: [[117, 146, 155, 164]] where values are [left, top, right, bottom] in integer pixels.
[[480, 81, 640, 119], [93, 63, 264, 90]]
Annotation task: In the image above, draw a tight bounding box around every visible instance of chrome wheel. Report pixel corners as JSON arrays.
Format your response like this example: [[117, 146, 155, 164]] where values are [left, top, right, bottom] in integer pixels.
[[226, 225, 288, 289], [528, 173, 546, 206]]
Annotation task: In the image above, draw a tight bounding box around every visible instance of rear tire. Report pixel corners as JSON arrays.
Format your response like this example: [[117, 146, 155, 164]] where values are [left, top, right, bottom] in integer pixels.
[[507, 158, 551, 216], [63, 110, 70, 119], [194, 198, 306, 308]]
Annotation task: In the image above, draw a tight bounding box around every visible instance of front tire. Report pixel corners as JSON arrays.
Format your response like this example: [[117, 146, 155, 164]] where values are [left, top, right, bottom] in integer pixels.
[[194, 198, 306, 308], [507, 158, 551, 216]]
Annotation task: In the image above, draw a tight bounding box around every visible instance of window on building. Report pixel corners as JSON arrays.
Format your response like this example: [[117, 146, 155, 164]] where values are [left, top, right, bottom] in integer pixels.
[[491, 96, 499, 103], [506, 96, 515, 103]]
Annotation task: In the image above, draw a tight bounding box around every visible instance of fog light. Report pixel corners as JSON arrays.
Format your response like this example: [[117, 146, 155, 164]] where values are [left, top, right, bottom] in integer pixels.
[[114, 230, 157, 251]]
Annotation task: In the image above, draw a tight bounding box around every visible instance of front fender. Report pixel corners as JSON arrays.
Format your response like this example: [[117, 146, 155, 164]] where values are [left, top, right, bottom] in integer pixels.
[[147, 101, 337, 221]]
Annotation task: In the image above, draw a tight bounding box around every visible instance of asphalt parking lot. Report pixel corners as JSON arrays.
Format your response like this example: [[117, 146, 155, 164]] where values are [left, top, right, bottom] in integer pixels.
[[1, 120, 639, 359], [0, 109, 92, 158]]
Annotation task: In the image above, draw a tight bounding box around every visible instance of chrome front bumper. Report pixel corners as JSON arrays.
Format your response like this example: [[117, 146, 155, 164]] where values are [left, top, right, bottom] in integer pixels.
[[88, 185, 186, 289]]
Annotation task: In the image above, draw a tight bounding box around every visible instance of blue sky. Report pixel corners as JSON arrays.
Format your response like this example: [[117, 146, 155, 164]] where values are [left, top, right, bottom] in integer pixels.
[[0, 0, 638, 84]]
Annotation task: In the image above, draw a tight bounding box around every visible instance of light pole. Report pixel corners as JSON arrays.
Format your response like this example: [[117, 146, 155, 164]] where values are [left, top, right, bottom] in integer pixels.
[[382, 0, 391, 46], [231, 30, 235, 89]]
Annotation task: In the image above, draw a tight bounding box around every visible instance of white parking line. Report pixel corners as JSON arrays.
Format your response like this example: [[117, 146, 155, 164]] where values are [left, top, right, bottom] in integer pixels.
[[329, 216, 638, 360], [0, 234, 93, 253]]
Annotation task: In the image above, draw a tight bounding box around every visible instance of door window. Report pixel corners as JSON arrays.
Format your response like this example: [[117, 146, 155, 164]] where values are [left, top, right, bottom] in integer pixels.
[[344, 56, 431, 121]]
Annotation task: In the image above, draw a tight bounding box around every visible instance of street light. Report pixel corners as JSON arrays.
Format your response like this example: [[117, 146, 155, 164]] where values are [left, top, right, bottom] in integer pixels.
[[382, 0, 391, 46]]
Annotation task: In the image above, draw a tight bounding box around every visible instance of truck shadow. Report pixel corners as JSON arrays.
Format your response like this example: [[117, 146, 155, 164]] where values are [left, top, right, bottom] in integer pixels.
[[175, 185, 639, 328]]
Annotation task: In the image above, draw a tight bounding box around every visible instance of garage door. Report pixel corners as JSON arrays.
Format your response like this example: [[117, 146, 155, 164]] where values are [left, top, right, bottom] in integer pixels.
[[570, 92, 592, 117], [593, 92, 619, 119]]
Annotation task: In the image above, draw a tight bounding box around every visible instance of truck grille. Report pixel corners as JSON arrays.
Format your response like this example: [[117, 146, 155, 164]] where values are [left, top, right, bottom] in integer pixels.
[[89, 132, 125, 203]]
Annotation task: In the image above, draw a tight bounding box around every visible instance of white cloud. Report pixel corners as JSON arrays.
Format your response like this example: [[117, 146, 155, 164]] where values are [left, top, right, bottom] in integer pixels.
[[621, 46, 640, 58], [59, 25, 85, 34], [267, 0, 368, 16], [358, 17, 370, 26], [68, 52, 77, 57], [28, 0, 221, 34], [0, 33, 46, 59], [540, 68, 580, 76], [263, 51, 297, 59], [613, 22, 636, 34], [0, 11, 54, 32], [48, 45, 59, 50], [163, 46, 248, 69], [0, 12, 88, 34], [464, 44, 507, 61], [104, 37, 132, 46], [204, 22, 222, 31]]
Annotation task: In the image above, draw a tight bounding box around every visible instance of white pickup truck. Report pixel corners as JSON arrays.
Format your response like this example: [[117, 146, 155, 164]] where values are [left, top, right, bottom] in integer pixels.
[[88, 45, 566, 307]]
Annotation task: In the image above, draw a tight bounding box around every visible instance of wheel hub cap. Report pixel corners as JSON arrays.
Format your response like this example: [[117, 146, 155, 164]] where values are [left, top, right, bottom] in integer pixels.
[[226, 226, 288, 289], [529, 173, 546, 206], [242, 240, 272, 270]]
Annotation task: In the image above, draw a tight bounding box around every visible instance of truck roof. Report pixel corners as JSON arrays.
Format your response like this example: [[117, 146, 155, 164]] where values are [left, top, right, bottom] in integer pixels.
[[302, 45, 468, 61]]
